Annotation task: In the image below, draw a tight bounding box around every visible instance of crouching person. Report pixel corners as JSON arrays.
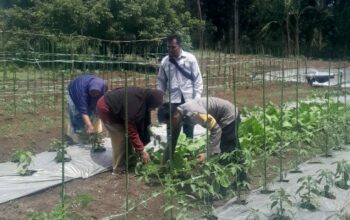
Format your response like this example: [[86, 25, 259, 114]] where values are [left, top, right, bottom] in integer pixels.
[[157, 97, 246, 182], [96, 87, 164, 174]]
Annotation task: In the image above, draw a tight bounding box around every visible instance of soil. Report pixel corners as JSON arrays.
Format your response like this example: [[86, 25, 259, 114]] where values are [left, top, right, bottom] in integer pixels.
[[0, 62, 332, 219]]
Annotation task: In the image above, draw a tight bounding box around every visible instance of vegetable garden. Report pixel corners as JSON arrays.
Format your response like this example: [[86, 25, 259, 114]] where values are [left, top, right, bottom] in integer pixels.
[[1, 31, 350, 219]]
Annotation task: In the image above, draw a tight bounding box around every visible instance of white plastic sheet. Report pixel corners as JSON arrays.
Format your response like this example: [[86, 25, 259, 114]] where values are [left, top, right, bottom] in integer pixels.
[[0, 138, 113, 204], [214, 145, 350, 220]]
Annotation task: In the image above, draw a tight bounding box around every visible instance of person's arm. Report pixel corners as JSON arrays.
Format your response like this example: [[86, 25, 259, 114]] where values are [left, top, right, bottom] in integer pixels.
[[192, 113, 222, 162], [73, 90, 94, 133], [191, 57, 203, 99], [81, 114, 95, 134], [128, 122, 150, 164], [156, 62, 167, 93]]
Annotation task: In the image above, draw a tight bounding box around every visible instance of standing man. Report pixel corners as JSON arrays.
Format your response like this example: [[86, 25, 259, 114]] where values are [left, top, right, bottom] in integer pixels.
[[157, 34, 203, 138]]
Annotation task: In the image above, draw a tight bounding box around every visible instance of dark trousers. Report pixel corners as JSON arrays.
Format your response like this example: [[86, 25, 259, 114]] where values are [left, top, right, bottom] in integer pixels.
[[174, 95, 194, 139], [220, 115, 246, 182], [220, 114, 241, 155]]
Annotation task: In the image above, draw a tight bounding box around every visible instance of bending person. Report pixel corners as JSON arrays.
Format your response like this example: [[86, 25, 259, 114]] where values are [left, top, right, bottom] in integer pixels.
[[67, 75, 107, 144], [158, 97, 242, 167], [96, 87, 164, 174]]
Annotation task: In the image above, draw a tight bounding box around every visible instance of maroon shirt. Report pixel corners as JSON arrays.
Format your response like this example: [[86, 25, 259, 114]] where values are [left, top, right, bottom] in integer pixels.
[[96, 87, 163, 152]]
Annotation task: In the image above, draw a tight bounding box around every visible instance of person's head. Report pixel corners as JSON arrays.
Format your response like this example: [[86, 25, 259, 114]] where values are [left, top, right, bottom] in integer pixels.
[[157, 103, 183, 128], [89, 89, 100, 97], [145, 89, 164, 110], [89, 77, 108, 97], [166, 34, 182, 58]]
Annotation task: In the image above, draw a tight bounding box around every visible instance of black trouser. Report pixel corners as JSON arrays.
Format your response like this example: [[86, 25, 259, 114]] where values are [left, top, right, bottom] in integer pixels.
[[169, 103, 194, 139], [219, 115, 247, 183], [176, 95, 194, 139], [219, 114, 242, 163]]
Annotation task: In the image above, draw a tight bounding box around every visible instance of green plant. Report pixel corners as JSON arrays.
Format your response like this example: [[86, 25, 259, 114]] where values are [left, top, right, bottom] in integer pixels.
[[296, 176, 320, 211], [54, 142, 71, 163], [48, 138, 66, 152], [269, 188, 294, 220], [339, 212, 350, 220], [27, 194, 94, 220], [10, 149, 27, 163], [334, 160, 350, 190], [246, 208, 264, 220], [136, 135, 244, 218], [89, 133, 106, 153], [317, 169, 336, 199], [12, 149, 35, 176]]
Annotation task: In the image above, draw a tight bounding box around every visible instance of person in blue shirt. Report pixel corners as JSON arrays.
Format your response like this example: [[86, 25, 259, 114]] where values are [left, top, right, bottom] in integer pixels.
[[66, 75, 108, 144]]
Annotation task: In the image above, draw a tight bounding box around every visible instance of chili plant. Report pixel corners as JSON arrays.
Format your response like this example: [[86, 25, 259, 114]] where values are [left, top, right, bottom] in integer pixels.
[[48, 138, 66, 152], [247, 208, 264, 220], [13, 149, 35, 176], [296, 175, 320, 211], [54, 141, 71, 163], [270, 188, 294, 220], [334, 160, 350, 190], [317, 169, 336, 199]]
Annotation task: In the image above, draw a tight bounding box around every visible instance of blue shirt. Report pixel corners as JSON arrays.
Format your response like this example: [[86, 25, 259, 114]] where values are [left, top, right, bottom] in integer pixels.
[[68, 75, 107, 115]]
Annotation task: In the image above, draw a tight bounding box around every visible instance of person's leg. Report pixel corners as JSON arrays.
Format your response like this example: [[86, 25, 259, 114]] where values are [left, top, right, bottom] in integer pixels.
[[104, 123, 126, 173], [163, 122, 182, 162], [66, 96, 85, 144], [182, 123, 194, 139], [220, 115, 246, 182]]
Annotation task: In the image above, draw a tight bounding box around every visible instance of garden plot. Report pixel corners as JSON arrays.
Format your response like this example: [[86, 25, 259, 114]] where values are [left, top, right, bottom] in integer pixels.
[[214, 145, 350, 220], [0, 125, 206, 205]]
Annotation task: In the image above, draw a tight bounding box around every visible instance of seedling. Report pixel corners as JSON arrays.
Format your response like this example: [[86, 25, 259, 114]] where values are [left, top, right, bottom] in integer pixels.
[[270, 188, 294, 220], [296, 175, 320, 211], [247, 208, 264, 220], [13, 149, 35, 176], [334, 160, 350, 190], [48, 138, 66, 152], [317, 169, 336, 199], [54, 142, 71, 163], [27, 194, 94, 219], [10, 149, 27, 163], [89, 133, 106, 153]]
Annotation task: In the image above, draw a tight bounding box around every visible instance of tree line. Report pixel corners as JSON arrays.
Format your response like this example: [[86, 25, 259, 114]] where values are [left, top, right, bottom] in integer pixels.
[[1, 0, 350, 58]]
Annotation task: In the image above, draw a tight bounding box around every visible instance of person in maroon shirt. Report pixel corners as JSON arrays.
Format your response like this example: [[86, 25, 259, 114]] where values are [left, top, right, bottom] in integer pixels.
[[96, 87, 164, 174]]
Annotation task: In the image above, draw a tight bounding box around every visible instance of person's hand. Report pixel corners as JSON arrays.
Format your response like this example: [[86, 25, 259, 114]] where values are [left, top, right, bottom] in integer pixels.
[[86, 124, 95, 134], [140, 151, 151, 164], [197, 153, 206, 163]]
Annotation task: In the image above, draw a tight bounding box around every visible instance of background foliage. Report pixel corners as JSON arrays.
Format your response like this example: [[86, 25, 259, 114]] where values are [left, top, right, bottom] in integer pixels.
[[1, 0, 350, 58]]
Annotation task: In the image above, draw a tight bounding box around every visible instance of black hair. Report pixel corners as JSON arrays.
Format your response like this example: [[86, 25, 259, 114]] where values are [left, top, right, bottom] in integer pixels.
[[157, 103, 179, 123], [166, 34, 182, 46]]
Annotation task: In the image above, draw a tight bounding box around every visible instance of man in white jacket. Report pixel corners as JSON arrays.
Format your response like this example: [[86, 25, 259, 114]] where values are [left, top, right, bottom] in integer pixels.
[[156, 34, 203, 138]]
